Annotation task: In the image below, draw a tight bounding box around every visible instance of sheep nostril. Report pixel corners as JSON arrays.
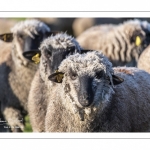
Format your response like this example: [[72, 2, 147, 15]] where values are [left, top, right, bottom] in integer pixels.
[[79, 94, 92, 107]]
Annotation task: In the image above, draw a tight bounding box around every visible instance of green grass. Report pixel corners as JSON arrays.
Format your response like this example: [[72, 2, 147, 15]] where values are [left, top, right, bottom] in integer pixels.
[[24, 115, 32, 132], [9, 18, 27, 21]]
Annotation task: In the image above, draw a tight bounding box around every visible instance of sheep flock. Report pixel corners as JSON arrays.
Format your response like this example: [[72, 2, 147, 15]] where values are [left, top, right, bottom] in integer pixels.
[[0, 18, 150, 132]]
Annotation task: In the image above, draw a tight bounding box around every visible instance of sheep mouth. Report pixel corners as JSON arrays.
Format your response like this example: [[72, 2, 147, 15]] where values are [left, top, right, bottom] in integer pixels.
[[78, 91, 94, 107], [79, 98, 93, 107], [72, 102, 97, 121], [78, 107, 98, 121]]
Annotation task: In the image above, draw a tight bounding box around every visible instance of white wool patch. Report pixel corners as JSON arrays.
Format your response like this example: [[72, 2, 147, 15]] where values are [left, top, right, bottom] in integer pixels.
[[11, 19, 50, 38], [39, 32, 81, 52]]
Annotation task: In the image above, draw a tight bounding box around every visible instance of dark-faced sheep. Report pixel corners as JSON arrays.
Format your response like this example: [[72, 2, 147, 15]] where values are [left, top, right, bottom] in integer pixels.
[[76, 19, 150, 67], [30, 51, 150, 132], [27, 32, 85, 132], [0, 19, 51, 132]]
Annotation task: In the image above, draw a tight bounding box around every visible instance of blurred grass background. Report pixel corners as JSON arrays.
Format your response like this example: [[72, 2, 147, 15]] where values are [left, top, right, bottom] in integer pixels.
[[24, 115, 32, 132]]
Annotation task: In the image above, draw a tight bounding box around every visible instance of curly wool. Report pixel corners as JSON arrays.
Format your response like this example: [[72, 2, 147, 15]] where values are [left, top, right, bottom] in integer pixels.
[[59, 51, 113, 77], [39, 32, 82, 52], [11, 19, 50, 38]]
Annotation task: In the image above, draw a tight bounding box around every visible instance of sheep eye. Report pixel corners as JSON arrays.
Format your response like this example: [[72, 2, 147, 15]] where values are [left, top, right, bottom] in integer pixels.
[[71, 72, 77, 80], [47, 50, 51, 57], [95, 70, 104, 79], [36, 34, 42, 40], [18, 34, 24, 39]]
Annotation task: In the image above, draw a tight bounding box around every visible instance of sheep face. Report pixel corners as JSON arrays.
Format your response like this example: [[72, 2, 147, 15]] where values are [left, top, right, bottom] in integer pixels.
[[123, 20, 150, 61], [39, 33, 82, 81], [48, 51, 124, 121], [13, 31, 48, 64], [42, 46, 77, 73], [10, 19, 50, 66], [16, 31, 48, 52], [128, 27, 146, 60]]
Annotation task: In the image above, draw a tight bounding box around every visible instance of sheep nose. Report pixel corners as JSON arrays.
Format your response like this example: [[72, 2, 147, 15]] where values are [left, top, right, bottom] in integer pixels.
[[79, 94, 92, 107]]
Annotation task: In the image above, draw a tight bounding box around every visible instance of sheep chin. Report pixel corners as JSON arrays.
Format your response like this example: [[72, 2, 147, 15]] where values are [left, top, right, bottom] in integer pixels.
[[84, 108, 91, 116]]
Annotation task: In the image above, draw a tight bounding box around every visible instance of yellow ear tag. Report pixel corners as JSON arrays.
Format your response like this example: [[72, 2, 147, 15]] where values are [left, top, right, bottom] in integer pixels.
[[135, 36, 141, 46], [55, 70, 64, 83], [3, 34, 7, 42], [57, 74, 64, 83], [32, 53, 40, 64]]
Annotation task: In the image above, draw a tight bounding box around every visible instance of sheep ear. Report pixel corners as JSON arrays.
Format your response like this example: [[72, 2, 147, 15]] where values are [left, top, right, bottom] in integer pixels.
[[80, 49, 93, 54], [0, 33, 13, 42], [48, 72, 64, 83], [112, 75, 124, 85], [23, 50, 41, 64]]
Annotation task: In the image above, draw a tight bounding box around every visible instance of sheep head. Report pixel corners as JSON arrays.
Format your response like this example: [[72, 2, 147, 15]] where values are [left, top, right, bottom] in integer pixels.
[[0, 19, 51, 66], [37, 32, 82, 81], [48, 51, 124, 121], [121, 19, 150, 61]]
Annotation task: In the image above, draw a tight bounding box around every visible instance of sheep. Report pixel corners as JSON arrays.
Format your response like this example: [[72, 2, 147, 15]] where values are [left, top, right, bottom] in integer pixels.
[[0, 19, 51, 132], [76, 19, 150, 67], [138, 45, 150, 73], [30, 50, 150, 132], [72, 18, 128, 37], [27, 32, 86, 132]]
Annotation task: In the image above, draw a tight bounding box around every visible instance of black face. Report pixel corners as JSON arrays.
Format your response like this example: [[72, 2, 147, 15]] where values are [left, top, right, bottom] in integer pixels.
[[130, 30, 146, 47], [78, 76, 94, 107], [131, 28, 150, 49], [18, 32, 45, 53], [68, 68, 94, 107], [44, 46, 77, 73]]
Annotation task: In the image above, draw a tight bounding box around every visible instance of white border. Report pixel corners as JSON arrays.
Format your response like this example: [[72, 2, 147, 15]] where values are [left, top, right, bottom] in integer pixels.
[[0, 0, 150, 11], [0, 12, 150, 18], [0, 133, 150, 138]]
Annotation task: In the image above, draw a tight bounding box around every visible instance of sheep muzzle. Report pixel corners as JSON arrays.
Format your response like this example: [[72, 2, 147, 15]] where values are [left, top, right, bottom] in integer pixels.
[[79, 94, 93, 107], [78, 77, 94, 107]]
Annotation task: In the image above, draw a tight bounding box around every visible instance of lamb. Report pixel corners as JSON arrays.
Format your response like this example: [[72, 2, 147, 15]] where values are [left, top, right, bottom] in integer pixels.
[[27, 32, 84, 132], [0, 19, 51, 132], [30, 50, 150, 132], [138, 45, 150, 73], [76, 19, 150, 67]]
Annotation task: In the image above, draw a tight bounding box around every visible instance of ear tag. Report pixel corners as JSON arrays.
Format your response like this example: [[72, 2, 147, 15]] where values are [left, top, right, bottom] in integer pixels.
[[55, 70, 64, 83], [32, 53, 40, 64], [3, 34, 7, 42], [135, 36, 141, 46]]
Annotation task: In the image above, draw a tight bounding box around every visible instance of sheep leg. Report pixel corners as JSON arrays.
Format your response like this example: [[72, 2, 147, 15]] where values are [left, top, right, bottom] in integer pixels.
[[2, 107, 25, 132], [0, 112, 11, 132]]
